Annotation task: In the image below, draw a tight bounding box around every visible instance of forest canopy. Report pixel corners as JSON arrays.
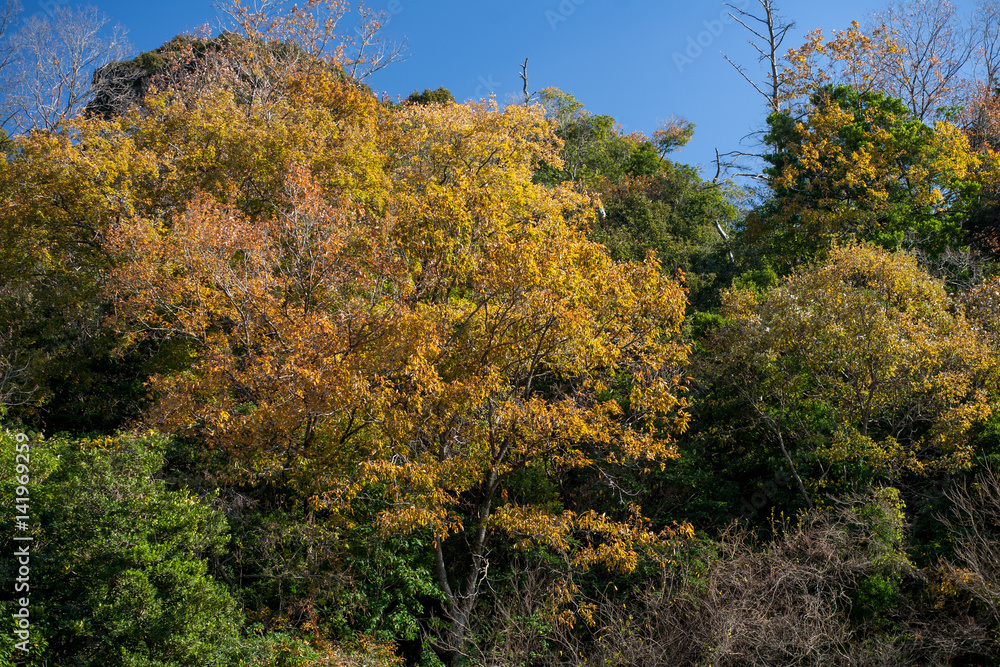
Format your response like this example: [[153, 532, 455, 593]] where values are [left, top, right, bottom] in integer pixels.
[[2, 0, 1000, 665]]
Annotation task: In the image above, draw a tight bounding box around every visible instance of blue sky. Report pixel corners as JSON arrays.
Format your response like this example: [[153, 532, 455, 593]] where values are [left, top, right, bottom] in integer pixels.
[[19, 0, 978, 176]]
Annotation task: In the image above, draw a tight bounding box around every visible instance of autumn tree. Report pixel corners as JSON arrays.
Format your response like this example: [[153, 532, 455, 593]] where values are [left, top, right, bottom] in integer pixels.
[[96, 42, 692, 659], [960, 83, 1000, 155], [0, 2, 413, 434], [209, 0, 404, 82], [749, 84, 980, 267], [0, 99, 173, 429], [768, 12, 971, 122], [721, 13, 911, 183], [651, 115, 695, 156], [956, 1, 1000, 149], [707, 244, 996, 508], [730, 17, 1000, 270]]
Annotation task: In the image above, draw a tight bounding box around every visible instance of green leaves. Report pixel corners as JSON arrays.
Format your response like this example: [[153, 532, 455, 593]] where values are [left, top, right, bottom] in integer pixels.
[[753, 85, 979, 268], [710, 244, 996, 492], [0, 430, 243, 666]]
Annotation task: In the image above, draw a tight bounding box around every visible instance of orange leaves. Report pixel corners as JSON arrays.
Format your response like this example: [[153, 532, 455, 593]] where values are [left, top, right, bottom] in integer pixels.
[[0, 4, 698, 648], [109, 166, 394, 487], [100, 51, 692, 611], [779, 21, 905, 113], [127, 53, 393, 218], [963, 82, 1000, 152]]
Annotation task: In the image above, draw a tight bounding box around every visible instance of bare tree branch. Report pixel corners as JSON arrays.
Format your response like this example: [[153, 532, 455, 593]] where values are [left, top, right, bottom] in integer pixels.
[[0, 0, 21, 77], [2, 4, 131, 133], [870, 0, 973, 121], [974, 0, 1000, 90], [519, 57, 529, 105], [716, 1, 793, 183], [343, 2, 408, 81], [723, 0, 795, 114]]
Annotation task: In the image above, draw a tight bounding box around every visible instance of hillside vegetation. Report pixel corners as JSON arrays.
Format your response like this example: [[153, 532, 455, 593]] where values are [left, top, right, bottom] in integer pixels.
[[2, 1, 1000, 665]]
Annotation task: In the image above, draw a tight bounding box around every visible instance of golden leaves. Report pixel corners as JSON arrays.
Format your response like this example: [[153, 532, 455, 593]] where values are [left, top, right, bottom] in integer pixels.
[[492, 503, 690, 574], [779, 21, 905, 113], [102, 61, 691, 577], [715, 243, 996, 476]]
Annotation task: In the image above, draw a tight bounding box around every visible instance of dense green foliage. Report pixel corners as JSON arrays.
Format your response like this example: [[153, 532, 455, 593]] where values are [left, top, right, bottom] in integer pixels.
[[0, 431, 242, 666], [405, 88, 455, 105]]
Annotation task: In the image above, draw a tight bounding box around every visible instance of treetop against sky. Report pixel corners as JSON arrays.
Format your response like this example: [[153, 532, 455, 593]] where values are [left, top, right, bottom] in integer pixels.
[[4, 0, 984, 173]]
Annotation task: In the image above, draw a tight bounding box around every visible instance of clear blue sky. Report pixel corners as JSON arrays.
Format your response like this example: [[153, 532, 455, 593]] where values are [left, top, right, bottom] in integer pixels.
[[20, 0, 978, 176]]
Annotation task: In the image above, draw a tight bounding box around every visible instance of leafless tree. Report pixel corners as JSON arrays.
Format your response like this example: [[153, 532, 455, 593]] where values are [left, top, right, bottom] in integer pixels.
[[869, 0, 973, 121], [973, 0, 1000, 90], [723, 0, 795, 115], [342, 2, 407, 81], [904, 231, 990, 290], [518, 57, 533, 105], [717, 1, 794, 182], [2, 4, 131, 133], [964, 2, 1000, 151], [941, 465, 1000, 623], [0, 330, 36, 409], [0, 0, 22, 135], [470, 493, 990, 665], [0, 0, 20, 78], [211, 0, 405, 82]]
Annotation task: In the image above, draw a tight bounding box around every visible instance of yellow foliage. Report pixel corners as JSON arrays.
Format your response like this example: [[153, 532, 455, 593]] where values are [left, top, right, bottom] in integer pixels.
[[714, 243, 996, 477], [778, 21, 905, 113], [93, 30, 692, 593]]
